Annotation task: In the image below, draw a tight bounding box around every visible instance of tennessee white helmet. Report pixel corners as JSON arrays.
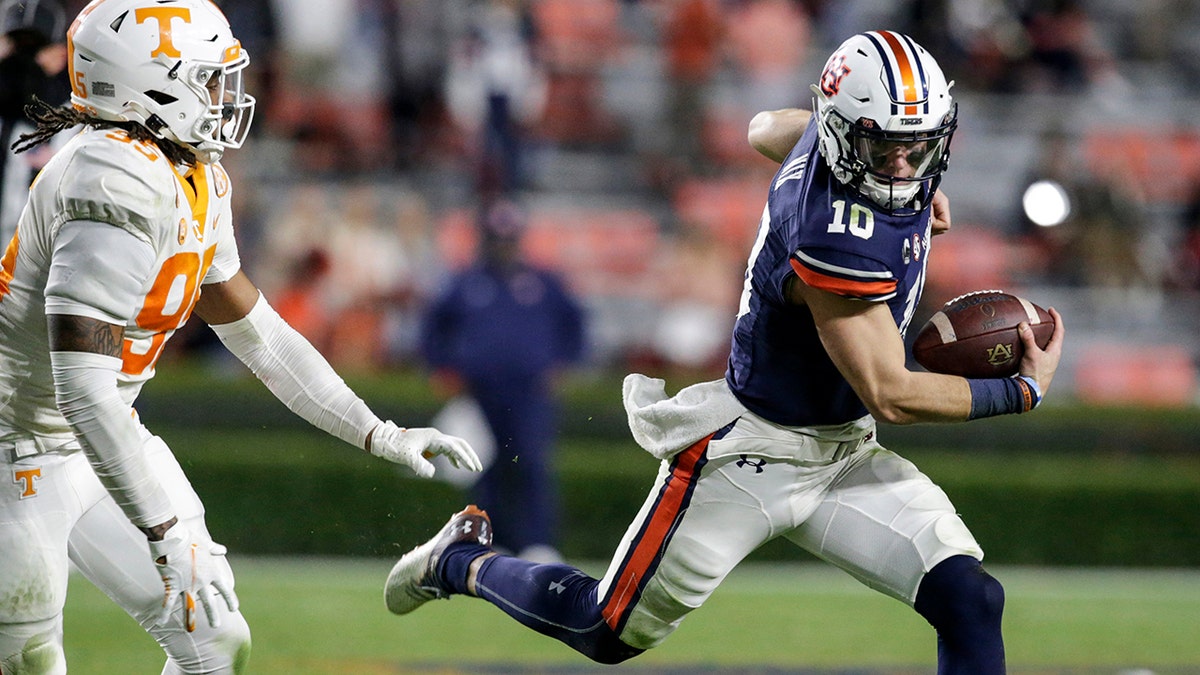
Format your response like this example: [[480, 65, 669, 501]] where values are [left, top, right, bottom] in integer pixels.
[[811, 31, 956, 213], [66, 0, 255, 163]]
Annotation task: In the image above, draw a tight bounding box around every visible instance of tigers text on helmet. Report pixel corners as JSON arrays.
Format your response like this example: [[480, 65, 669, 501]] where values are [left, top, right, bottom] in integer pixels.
[[811, 30, 956, 214], [66, 0, 255, 163]]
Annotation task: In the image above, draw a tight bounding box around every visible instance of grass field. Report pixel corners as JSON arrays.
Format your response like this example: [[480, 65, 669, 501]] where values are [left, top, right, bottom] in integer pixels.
[[67, 370, 1200, 672], [63, 557, 1200, 674]]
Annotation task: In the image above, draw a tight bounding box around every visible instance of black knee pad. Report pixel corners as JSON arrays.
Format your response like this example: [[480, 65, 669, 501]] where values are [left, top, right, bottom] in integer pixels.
[[914, 554, 1005, 628], [576, 623, 645, 665]]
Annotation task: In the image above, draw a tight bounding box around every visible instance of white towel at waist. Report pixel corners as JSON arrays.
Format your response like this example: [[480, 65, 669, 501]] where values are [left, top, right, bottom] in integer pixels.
[[622, 373, 748, 461]]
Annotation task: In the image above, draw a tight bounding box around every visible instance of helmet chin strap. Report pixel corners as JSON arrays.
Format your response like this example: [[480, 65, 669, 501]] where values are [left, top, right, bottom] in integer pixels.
[[190, 142, 223, 164], [145, 114, 169, 135], [120, 101, 177, 143]]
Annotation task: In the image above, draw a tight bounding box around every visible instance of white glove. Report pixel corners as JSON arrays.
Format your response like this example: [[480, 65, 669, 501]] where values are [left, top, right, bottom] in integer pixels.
[[148, 521, 239, 631], [369, 420, 483, 478]]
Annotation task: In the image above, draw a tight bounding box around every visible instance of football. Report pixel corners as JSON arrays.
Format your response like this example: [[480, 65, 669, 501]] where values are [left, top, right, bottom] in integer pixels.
[[912, 290, 1055, 378]]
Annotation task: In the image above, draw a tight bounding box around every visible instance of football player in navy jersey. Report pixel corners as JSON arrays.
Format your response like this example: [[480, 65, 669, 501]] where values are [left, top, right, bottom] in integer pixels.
[[385, 31, 1065, 674]]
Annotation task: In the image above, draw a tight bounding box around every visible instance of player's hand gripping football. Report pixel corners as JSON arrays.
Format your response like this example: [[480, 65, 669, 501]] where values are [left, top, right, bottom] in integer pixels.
[[368, 420, 483, 478], [1017, 306, 1066, 401], [148, 521, 239, 631]]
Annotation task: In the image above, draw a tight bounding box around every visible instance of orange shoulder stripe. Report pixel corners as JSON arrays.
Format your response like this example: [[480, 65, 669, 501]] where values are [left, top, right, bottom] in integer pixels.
[[790, 258, 897, 297]]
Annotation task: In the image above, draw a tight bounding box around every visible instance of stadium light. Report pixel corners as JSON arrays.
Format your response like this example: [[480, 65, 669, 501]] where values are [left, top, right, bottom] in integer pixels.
[[1022, 180, 1071, 227]]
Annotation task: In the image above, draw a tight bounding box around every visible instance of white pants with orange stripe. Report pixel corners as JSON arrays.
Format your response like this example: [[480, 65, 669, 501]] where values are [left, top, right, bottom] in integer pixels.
[[0, 427, 250, 674], [594, 410, 984, 650]]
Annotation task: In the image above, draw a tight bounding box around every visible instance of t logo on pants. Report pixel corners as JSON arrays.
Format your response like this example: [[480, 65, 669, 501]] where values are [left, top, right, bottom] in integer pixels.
[[14, 468, 42, 498]]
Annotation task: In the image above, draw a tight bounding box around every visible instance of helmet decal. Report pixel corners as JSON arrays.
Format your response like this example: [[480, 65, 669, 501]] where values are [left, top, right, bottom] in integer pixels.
[[134, 6, 191, 59], [819, 52, 851, 97], [864, 30, 929, 115]]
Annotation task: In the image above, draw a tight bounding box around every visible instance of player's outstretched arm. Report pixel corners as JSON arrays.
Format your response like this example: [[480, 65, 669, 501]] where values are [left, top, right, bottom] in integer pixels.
[[748, 108, 812, 163], [195, 271, 483, 477]]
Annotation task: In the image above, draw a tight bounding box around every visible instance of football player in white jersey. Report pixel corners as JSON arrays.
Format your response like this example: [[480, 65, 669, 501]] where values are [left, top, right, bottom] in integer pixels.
[[0, 1, 481, 672], [382, 32, 1065, 673]]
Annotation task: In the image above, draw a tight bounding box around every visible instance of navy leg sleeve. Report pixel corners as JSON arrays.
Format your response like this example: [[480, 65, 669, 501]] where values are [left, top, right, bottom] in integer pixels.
[[470, 554, 644, 664], [914, 554, 1006, 674]]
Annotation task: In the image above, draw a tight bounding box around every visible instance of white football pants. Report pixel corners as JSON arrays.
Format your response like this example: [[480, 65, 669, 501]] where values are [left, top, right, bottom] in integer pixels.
[[0, 427, 250, 674], [596, 412, 984, 649]]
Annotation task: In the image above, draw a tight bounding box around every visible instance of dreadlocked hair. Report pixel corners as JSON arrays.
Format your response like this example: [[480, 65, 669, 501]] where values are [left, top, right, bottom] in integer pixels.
[[13, 97, 198, 167]]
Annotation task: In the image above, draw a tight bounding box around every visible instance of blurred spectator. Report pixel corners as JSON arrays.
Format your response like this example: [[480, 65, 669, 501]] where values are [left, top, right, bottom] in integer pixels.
[[662, 0, 723, 169], [318, 184, 414, 369], [725, 0, 811, 114], [904, 0, 1126, 95], [378, 194, 442, 363], [274, 247, 335, 350], [904, 0, 1030, 93], [649, 223, 741, 374], [382, 0, 452, 170], [1020, 0, 1120, 93], [419, 199, 585, 561], [1168, 183, 1200, 291], [216, 0, 281, 130], [444, 0, 547, 194], [1016, 126, 1151, 290], [267, 0, 395, 171], [1, 0, 68, 245], [808, 0, 902, 53]]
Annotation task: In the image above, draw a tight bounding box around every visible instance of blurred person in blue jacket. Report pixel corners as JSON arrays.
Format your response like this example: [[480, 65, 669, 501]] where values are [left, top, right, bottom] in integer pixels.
[[420, 198, 585, 562]]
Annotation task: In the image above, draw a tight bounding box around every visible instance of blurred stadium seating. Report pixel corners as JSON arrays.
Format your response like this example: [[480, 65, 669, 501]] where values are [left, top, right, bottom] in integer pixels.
[[215, 0, 1200, 408]]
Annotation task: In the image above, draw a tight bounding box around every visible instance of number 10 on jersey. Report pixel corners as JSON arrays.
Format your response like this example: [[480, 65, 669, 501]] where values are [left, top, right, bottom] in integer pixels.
[[827, 199, 875, 240]]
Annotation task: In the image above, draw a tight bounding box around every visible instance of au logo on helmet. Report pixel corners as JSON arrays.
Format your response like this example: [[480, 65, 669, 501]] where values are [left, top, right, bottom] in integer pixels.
[[820, 52, 851, 96]]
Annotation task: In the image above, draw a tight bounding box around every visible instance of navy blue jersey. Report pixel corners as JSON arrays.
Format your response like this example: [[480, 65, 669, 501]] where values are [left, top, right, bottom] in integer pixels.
[[725, 121, 933, 426]]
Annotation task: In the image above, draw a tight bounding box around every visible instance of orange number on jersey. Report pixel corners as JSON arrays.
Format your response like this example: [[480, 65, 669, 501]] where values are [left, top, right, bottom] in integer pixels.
[[122, 246, 215, 375], [0, 233, 17, 302], [104, 129, 160, 162]]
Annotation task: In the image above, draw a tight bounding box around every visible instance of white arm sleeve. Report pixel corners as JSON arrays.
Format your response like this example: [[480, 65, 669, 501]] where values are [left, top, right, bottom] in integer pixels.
[[51, 352, 175, 528], [209, 293, 382, 449], [46, 219, 172, 529]]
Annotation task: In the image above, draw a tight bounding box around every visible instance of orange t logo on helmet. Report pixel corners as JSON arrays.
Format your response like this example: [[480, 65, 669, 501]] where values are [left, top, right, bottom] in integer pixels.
[[134, 6, 191, 58]]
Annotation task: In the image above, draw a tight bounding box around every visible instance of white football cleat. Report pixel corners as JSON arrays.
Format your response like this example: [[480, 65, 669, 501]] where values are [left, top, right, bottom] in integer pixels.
[[385, 505, 492, 615]]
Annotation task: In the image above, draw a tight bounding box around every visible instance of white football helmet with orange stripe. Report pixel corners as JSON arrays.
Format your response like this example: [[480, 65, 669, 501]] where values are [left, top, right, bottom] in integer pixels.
[[66, 0, 254, 163], [811, 31, 956, 213]]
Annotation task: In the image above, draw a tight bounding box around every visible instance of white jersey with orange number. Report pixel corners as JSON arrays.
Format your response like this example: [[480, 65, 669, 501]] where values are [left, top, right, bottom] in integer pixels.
[[0, 127, 240, 442]]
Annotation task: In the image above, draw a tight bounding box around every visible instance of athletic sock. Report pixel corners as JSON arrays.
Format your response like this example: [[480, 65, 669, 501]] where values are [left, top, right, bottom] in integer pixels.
[[436, 543, 493, 594]]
